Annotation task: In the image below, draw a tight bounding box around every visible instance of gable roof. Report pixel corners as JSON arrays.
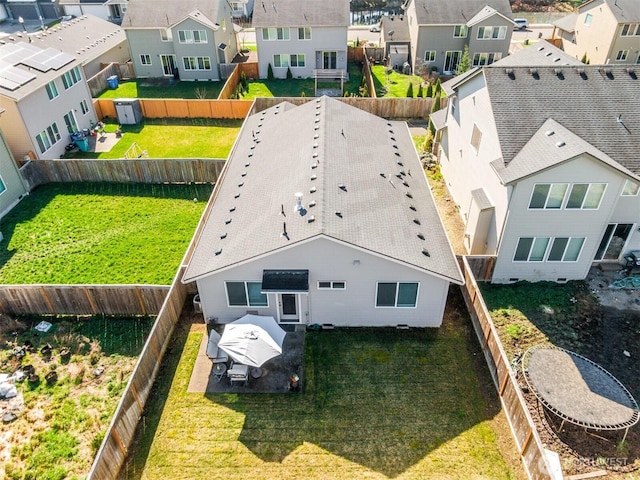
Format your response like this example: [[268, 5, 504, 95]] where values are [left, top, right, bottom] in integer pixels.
[[580, 0, 640, 23], [381, 15, 410, 43], [483, 65, 640, 174], [183, 97, 462, 284], [553, 12, 577, 33], [251, 0, 349, 28], [409, 0, 512, 25], [491, 40, 582, 67], [491, 118, 638, 184], [122, 0, 224, 29]]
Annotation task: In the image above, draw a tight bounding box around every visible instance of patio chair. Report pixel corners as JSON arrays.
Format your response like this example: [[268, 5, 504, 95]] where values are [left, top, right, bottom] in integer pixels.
[[206, 329, 229, 364], [227, 364, 249, 386]]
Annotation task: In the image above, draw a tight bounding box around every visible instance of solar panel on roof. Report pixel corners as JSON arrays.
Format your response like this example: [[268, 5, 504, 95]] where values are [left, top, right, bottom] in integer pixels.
[[0, 77, 20, 91], [1, 66, 35, 84], [41, 49, 74, 70]]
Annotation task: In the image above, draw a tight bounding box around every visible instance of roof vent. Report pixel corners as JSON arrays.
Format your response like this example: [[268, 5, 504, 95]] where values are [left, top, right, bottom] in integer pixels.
[[238, 182, 244, 187], [556, 141, 566, 148], [308, 216, 315, 223], [626, 68, 637, 79], [380, 173, 386, 178], [248, 152, 253, 157], [294, 192, 304, 212], [241, 172, 247, 177], [529, 68, 537, 75], [409, 205, 416, 211], [413, 218, 421, 225], [234, 193, 240, 199], [220, 233, 227, 239], [310, 174, 317, 180], [545, 130, 554, 136], [314, 125, 319, 131], [390, 136, 396, 141], [422, 249, 430, 257], [338, 184, 347, 191], [225, 218, 232, 224], [406, 193, 413, 199], [309, 200, 316, 207], [215, 248, 222, 256], [537, 46, 544, 51], [313, 143, 319, 149], [397, 161, 403, 166], [402, 181, 409, 187], [335, 211, 343, 218], [229, 206, 236, 212], [310, 186, 317, 193], [311, 163, 318, 169], [312, 152, 318, 158], [545, 52, 552, 57], [554, 68, 564, 79], [245, 162, 250, 167], [417, 232, 425, 240], [314, 134, 319, 139]]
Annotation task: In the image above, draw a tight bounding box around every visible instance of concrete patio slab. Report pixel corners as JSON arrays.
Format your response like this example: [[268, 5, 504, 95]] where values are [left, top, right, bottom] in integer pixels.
[[87, 132, 122, 153]]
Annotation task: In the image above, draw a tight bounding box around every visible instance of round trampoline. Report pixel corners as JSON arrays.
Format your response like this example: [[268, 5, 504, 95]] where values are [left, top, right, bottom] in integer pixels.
[[522, 345, 639, 439]]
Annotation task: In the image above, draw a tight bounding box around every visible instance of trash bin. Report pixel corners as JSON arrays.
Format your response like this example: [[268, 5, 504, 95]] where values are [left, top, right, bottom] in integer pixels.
[[107, 75, 119, 89], [75, 137, 89, 152]]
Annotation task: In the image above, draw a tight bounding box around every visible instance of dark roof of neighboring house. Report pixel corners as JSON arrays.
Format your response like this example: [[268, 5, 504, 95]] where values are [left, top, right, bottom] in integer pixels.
[[483, 65, 640, 175], [0, 15, 124, 101], [183, 96, 463, 284], [491, 40, 582, 67], [123, 0, 224, 28], [251, 0, 349, 28], [382, 15, 410, 42], [409, 0, 512, 25], [580, 0, 640, 23]]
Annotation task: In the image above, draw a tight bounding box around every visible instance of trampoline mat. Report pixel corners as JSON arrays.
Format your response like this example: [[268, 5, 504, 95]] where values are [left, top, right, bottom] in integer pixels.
[[524, 346, 639, 430]]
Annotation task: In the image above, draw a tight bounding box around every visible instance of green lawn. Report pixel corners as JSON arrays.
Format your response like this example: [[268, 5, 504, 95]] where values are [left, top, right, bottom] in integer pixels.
[[241, 62, 365, 99], [123, 294, 520, 480], [97, 80, 225, 99], [0, 183, 213, 284], [371, 66, 426, 98], [65, 119, 241, 159]]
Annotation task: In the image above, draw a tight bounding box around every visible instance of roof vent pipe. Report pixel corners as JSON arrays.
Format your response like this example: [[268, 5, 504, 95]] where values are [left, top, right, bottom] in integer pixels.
[[294, 192, 304, 212]]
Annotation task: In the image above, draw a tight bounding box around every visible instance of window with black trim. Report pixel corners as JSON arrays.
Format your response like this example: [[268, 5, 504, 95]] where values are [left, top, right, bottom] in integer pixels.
[[317, 281, 346, 290], [375, 282, 419, 307], [225, 281, 268, 307]]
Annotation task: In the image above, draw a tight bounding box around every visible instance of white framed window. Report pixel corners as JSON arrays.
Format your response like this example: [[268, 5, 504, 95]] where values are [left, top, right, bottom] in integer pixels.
[[298, 27, 311, 40], [622, 180, 640, 196], [182, 56, 211, 70], [317, 281, 346, 290], [61, 67, 81, 89], [584, 13, 593, 26], [290, 54, 305, 67], [45, 81, 58, 100], [375, 282, 419, 308], [529, 183, 569, 209], [63, 111, 78, 134], [453, 25, 468, 38], [472, 52, 502, 66], [160, 29, 173, 41], [424, 50, 436, 62], [225, 281, 268, 307], [616, 49, 629, 61], [35, 123, 61, 153], [477, 26, 506, 39], [514, 237, 584, 262], [621, 23, 640, 36], [547, 237, 585, 262], [273, 54, 289, 68], [140, 54, 152, 65], [80, 99, 89, 115], [178, 30, 207, 44], [566, 183, 606, 209], [262, 27, 290, 40], [470, 124, 482, 152]]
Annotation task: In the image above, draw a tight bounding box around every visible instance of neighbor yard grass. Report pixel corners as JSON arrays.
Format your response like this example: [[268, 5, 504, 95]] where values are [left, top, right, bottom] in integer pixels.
[[122, 293, 522, 480], [97, 80, 224, 99], [1, 315, 154, 480], [241, 62, 364, 99], [0, 182, 213, 284], [371, 65, 426, 98], [65, 119, 241, 159]]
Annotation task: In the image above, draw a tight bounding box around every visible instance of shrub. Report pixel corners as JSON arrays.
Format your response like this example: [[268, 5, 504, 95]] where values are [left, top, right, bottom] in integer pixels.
[[286, 67, 293, 79], [406, 83, 414, 98], [240, 72, 248, 91], [422, 129, 434, 152], [425, 83, 433, 98], [417, 83, 423, 98], [267, 63, 274, 80]]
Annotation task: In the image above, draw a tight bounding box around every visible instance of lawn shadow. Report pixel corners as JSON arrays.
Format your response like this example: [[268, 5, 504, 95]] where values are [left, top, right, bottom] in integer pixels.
[[210, 289, 502, 477]]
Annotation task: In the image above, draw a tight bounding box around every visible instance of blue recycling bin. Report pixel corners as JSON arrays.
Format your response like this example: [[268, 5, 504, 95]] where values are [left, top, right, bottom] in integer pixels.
[[107, 75, 119, 89], [75, 137, 89, 152]]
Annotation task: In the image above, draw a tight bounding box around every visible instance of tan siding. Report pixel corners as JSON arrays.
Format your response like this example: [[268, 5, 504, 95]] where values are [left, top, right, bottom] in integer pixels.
[[0, 100, 34, 162]]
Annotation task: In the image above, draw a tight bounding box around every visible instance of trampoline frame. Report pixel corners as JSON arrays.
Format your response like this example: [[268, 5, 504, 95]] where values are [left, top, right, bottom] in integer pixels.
[[522, 345, 639, 441]]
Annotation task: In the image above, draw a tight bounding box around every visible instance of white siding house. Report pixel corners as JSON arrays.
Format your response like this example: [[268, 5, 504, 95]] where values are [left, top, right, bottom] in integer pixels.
[[433, 44, 640, 283], [183, 97, 463, 327]]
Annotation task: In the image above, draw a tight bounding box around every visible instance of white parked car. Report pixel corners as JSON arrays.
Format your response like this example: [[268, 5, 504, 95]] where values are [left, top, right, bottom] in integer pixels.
[[514, 18, 529, 30], [369, 24, 381, 32]]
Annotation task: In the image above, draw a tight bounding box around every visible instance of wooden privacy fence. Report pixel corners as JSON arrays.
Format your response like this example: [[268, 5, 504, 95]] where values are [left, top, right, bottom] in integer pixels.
[[87, 62, 135, 98], [362, 53, 377, 98], [0, 285, 168, 316], [460, 256, 553, 479], [87, 267, 189, 480], [94, 97, 252, 120], [251, 96, 443, 119], [20, 158, 225, 190]]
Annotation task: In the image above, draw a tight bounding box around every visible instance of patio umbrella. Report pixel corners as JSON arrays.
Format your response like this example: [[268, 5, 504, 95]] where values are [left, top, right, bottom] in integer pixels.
[[218, 314, 286, 367]]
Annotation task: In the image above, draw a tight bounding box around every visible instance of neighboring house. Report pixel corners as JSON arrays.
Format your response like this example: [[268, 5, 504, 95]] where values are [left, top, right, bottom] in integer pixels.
[[553, 0, 640, 65], [0, 0, 60, 21], [0, 40, 98, 161], [432, 43, 640, 283], [229, 0, 253, 21], [252, 0, 349, 79], [122, 0, 237, 81], [182, 96, 463, 327], [404, 0, 514, 75], [380, 15, 411, 70], [0, 127, 28, 218], [59, 0, 128, 24], [30, 14, 129, 78]]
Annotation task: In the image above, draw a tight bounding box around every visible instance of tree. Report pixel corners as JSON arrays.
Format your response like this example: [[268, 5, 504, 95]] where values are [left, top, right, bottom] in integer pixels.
[[430, 94, 441, 114], [580, 53, 590, 64], [406, 82, 414, 98], [433, 77, 442, 97], [286, 67, 293, 79], [455, 45, 471, 75], [417, 83, 423, 98], [267, 63, 274, 80], [425, 83, 433, 98]]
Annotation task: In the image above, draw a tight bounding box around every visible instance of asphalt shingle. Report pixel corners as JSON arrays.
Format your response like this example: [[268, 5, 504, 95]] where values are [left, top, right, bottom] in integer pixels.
[[251, 0, 349, 28]]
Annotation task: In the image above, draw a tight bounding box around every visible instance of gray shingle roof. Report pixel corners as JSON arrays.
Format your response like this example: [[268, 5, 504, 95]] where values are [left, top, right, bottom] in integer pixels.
[[122, 0, 223, 28], [0, 15, 124, 101], [581, 0, 640, 23], [492, 40, 582, 67], [382, 15, 410, 42], [553, 12, 577, 33], [491, 118, 638, 185], [484, 65, 640, 175], [251, 0, 349, 27], [410, 0, 512, 25], [183, 97, 463, 284]]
